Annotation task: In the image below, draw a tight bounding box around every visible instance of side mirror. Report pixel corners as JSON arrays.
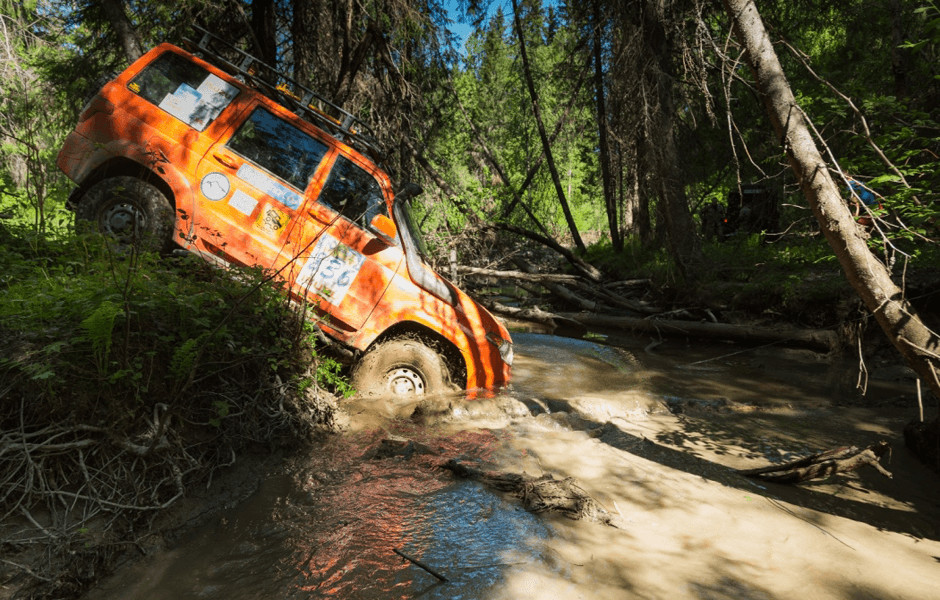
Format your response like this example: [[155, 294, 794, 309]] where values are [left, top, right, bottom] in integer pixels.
[[369, 213, 397, 243]]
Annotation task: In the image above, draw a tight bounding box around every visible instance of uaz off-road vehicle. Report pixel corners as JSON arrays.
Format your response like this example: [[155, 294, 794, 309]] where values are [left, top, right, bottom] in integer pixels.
[[56, 27, 512, 397]]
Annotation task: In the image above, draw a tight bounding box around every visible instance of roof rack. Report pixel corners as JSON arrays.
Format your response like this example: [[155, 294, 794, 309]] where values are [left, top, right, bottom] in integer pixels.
[[183, 25, 384, 162]]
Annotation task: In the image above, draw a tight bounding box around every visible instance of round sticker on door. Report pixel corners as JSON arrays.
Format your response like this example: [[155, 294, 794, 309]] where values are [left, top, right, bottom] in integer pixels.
[[200, 172, 230, 201]]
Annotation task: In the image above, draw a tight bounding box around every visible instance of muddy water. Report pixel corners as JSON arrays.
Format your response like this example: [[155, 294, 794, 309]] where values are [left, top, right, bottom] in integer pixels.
[[85, 331, 940, 600]]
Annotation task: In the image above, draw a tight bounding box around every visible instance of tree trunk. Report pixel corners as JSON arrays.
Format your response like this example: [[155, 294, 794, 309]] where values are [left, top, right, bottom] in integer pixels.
[[291, 0, 315, 83], [251, 0, 277, 65], [500, 54, 593, 221], [722, 1, 940, 398], [888, 0, 909, 98], [99, 0, 143, 63], [511, 0, 585, 253], [592, 0, 622, 252], [638, 0, 701, 279]]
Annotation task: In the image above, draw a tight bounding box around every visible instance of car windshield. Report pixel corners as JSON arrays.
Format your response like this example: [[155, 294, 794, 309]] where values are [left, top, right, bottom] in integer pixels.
[[397, 200, 429, 259]]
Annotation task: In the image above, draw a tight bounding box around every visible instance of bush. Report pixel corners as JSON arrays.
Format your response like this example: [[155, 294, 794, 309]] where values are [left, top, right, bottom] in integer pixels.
[[0, 223, 342, 596]]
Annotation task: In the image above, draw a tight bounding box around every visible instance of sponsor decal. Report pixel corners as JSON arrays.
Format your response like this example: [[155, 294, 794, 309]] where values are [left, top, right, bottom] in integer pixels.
[[297, 235, 364, 305], [236, 163, 303, 210], [157, 75, 238, 131], [256, 205, 288, 236]]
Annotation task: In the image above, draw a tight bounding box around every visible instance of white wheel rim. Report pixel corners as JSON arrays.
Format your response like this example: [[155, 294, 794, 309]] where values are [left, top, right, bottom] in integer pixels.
[[386, 367, 425, 396], [102, 202, 145, 240]]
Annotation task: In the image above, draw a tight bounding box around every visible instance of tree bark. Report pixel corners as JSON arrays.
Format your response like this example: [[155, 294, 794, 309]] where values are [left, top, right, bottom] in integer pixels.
[[511, 0, 585, 253], [638, 0, 701, 279], [251, 0, 277, 65], [722, 1, 940, 397], [291, 0, 315, 83], [592, 0, 622, 252], [99, 0, 143, 63]]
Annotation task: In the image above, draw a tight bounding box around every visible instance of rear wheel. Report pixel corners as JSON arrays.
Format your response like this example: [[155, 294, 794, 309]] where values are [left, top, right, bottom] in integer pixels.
[[76, 176, 174, 252], [351, 339, 453, 398]]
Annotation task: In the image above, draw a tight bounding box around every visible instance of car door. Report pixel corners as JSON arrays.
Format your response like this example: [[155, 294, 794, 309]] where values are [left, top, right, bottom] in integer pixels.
[[193, 101, 333, 271], [294, 154, 404, 332]]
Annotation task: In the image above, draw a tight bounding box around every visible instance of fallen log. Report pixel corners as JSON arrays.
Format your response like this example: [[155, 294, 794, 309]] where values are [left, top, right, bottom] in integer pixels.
[[510, 256, 608, 312], [441, 459, 620, 527], [482, 301, 587, 336], [454, 264, 582, 284], [481, 223, 604, 282], [557, 312, 839, 352], [737, 441, 892, 483]]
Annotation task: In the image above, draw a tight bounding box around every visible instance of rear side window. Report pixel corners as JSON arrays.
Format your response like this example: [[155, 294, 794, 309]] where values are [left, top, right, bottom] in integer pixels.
[[226, 107, 329, 192], [318, 155, 387, 228], [128, 51, 239, 131]]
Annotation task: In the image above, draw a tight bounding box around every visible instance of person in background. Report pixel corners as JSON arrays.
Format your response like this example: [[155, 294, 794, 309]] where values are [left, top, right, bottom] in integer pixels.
[[845, 175, 881, 226]]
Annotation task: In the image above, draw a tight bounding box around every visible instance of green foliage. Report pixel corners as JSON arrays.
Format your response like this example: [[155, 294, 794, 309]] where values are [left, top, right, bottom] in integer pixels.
[[0, 224, 344, 429], [80, 299, 124, 375], [312, 355, 356, 399], [584, 236, 680, 283]]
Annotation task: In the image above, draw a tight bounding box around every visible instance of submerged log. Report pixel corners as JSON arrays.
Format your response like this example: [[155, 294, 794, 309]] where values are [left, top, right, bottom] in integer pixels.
[[737, 441, 892, 483], [558, 312, 839, 352], [441, 459, 620, 527]]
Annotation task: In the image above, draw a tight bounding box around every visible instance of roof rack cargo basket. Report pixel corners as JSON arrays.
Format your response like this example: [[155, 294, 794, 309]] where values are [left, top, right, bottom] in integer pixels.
[[183, 25, 384, 162]]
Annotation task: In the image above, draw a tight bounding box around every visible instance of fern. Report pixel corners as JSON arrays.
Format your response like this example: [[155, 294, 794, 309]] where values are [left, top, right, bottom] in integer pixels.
[[80, 300, 123, 375], [170, 333, 209, 385]]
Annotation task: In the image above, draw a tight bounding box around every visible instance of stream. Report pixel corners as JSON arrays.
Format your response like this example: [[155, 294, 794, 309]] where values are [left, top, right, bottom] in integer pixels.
[[84, 331, 940, 599]]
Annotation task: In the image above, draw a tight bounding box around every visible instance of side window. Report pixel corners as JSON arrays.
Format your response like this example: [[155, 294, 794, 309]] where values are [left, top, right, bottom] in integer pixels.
[[128, 51, 239, 131], [318, 155, 387, 228], [226, 107, 329, 193]]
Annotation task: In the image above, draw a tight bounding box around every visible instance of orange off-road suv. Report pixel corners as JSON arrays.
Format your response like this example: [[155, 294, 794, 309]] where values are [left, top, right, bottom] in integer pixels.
[[56, 27, 512, 397]]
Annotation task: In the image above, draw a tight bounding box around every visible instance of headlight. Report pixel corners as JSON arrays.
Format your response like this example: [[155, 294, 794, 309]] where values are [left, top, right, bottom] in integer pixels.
[[500, 339, 514, 366], [486, 332, 513, 366]]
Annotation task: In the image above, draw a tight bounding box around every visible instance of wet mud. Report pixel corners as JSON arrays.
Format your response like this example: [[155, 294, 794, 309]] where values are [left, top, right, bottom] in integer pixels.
[[84, 331, 940, 599]]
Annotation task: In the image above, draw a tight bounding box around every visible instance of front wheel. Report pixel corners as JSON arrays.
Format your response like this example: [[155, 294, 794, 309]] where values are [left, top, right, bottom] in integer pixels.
[[76, 176, 174, 252], [351, 339, 453, 398]]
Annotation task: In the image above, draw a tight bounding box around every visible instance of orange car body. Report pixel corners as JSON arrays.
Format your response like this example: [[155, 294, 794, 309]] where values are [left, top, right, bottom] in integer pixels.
[[56, 40, 511, 393]]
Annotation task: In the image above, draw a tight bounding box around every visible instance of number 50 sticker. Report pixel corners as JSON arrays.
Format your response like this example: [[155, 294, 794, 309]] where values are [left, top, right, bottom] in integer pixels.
[[297, 235, 365, 305]]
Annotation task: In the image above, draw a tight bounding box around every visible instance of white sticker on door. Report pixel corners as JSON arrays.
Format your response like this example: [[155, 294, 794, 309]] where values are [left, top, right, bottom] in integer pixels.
[[228, 190, 258, 216], [297, 235, 365, 305]]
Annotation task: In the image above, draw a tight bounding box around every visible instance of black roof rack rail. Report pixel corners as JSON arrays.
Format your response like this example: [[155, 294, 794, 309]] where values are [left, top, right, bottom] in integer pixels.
[[183, 25, 384, 162]]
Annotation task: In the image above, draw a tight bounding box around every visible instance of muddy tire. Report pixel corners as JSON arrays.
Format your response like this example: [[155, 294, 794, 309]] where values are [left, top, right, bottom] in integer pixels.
[[351, 339, 453, 398], [76, 176, 174, 252]]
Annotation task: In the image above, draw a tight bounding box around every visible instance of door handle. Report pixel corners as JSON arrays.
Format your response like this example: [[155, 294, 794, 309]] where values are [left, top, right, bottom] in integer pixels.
[[212, 153, 239, 169]]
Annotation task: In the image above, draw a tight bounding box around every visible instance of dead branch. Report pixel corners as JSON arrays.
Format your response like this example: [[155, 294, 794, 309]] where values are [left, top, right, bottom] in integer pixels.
[[779, 39, 918, 201], [481, 222, 603, 282], [393, 548, 449, 582], [737, 441, 892, 483], [454, 265, 581, 284]]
